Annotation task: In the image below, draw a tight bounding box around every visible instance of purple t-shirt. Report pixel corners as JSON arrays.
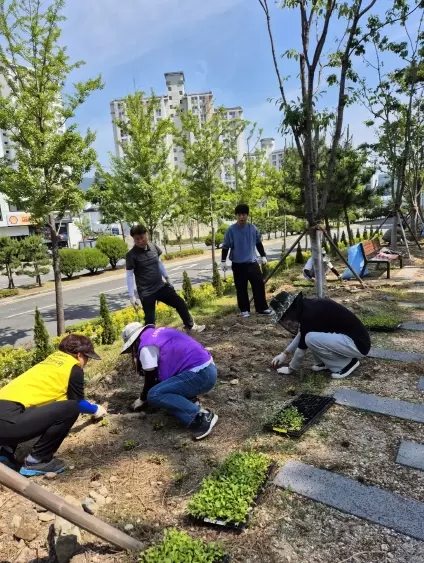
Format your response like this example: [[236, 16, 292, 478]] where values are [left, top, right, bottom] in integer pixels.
[[139, 327, 211, 382]]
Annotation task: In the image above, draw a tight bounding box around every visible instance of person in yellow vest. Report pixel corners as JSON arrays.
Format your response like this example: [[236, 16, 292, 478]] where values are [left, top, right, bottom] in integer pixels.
[[0, 334, 106, 477]]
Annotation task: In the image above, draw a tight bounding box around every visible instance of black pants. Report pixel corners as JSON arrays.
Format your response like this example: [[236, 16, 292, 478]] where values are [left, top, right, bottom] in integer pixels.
[[232, 262, 268, 313], [0, 400, 79, 461], [142, 284, 193, 328]]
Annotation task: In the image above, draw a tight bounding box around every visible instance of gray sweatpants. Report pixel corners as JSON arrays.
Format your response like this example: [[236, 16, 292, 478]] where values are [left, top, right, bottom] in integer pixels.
[[305, 332, 363, 373]]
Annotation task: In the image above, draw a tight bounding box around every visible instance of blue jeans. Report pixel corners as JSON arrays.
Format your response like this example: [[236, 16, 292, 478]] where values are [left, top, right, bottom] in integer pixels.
[[147, 364, 217, 426]]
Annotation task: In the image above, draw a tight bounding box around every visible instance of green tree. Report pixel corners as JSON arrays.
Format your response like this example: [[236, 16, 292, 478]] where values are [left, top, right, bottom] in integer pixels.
[[19, 235, 50, 287], [0, 0, 103, 335], [176, 107, 244, 265], [356, 228, 361, 240], [33, 306, 53, 363], [100, 293, 115, 345], [91, 91, 177, 239], [0, 237, 22, 289], [363, 227, 368, 240], [212, 262, 223, 297], [59, 248, 85, 279], [74, 215, 92, 240], [95, 236, 127, 269], [295, 244, 304, 265], [182, 271, 194, 308], [341, 231, 347, 246], [81, 247, 108, 274]]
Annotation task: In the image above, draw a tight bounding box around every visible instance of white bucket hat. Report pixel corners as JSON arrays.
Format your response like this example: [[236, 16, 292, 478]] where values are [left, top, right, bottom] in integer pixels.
[[120, 322, 152, 354]]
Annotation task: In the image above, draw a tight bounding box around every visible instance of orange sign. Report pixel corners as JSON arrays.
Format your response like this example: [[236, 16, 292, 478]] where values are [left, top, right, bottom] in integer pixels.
[[6, 213, 33, 226]]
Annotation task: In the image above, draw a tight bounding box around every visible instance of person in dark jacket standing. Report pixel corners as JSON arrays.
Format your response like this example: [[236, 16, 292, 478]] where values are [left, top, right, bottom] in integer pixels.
[[221, 204, 272, 318], [126, 225, 204, 333], [270, 291, 371, 379]]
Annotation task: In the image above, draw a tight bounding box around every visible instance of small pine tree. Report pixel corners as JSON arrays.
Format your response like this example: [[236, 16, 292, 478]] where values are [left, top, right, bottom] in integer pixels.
[[331, 234, 338, 257], [33, 307, 53, 363], [212, 262, 223, 297], [363, 227, 368, 240], [295, 244, 305, 264], [182, 270, 194, 307], [356, 228, 361, 239], [370, 226, 374, 238], [100, 293, 115, 345], [341, 231, 347, 245]]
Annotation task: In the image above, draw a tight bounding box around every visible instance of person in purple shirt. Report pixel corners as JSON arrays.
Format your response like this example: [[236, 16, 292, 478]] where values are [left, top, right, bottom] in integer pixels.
[[120, 323, 218, 440]]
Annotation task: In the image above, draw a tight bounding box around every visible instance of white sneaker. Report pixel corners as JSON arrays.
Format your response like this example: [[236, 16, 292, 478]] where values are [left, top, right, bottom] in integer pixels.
[[188, 323, 206, 333], [241, 312, 250, 318], [331, 359, 360, 379], [311, 363, 328, 372]]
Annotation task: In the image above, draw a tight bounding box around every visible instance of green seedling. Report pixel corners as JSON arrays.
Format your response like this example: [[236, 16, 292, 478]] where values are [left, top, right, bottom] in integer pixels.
[[100, 418, 109, 427], [109, 427, 121, 435], [187, 451, 272, 525], [124, 439, 136, 451], [151, 419, 164, 431], [146, 454, 167, 465], [173, 471, 187, 485], [359, 311, 404, 330], [139, 528, 226, 563], [270, 406, 305, 434]]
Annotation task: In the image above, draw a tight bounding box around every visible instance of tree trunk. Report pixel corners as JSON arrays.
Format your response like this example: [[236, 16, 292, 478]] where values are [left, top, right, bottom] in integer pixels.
[[324, 215, 331, 238], [37, 274, 42, 287], [49, 214, 65, 335], [7, 266, 14, 289], [390, 212, 398, 250], [411, 206, 418, 239], [343, 207, 354, 246], [210, 220, 216, 265], [283, 214, 287, 253], [310, 229, 326, 298], [120, 221, 126, 242]]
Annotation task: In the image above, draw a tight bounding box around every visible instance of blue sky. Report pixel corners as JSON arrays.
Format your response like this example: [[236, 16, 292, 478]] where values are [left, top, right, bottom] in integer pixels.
[[61, 0, 405, 168]]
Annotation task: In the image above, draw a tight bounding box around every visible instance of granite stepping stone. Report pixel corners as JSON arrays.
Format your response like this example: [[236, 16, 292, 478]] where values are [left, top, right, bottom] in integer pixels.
[[274, 460, 424, 541], [418, 377, 424, 391], [368, 347, 424, 362], [399, 302, 424, 309], [401, 322, 424, 332], [334, 388, 424, 423], [396, 441, 424, 471]]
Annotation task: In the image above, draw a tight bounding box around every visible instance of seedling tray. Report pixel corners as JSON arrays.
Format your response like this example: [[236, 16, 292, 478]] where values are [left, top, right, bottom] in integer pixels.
[[189, 461, 277, 533], [265, 394, 335, 437]]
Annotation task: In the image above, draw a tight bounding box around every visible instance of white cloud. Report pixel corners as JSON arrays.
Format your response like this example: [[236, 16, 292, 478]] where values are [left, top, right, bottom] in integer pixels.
[[63, 0, 243, 66]]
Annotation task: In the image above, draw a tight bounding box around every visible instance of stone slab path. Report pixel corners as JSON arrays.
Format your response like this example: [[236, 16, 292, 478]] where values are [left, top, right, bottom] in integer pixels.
[[334, 388, 424, 423], [368, 347, 424, 362], [392, 267, 421, 281], [401, 322, 424, 331], [274, 461, 424, 541], [399, 302, 424, 309], [418, 377, 424, 391], [396, 441, 424, 471]]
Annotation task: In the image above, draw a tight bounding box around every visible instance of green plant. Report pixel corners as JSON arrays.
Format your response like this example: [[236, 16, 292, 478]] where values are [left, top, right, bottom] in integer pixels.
[[269, 406, 305, 433], [80, 248, 109, 274], [370, 226, 374, 238], [341, 231, 347, 245], [18, 235, 50, 287], [0, 289, 19, 299], [182, 271, 194, 307], [0, 237, 22, 289], [187, 451, 272, 525], [363, 227, 369, 240], [0, 347, 34, 382], [33, 307, 53, 363], [151, 419, 164, 431], [59, 248, 85, 279], [95, 236, 128, 269], [147, 454, 167, 465], [124, 439, 136, 451], [359, 311, 404, 329], [100, 293, 115, 345], [212, 262, 223, 297], [322, 240, 329, 253], [356, 228, 361, 239], [295, 244, 304, 264], [162, 248, 203, 260], [139, 529, 226, 563]]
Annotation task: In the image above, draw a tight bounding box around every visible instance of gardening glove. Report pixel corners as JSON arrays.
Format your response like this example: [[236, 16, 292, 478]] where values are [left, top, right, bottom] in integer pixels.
[[221, 261, 228, 272], [271, 352, 287, 368], [92, 404, 107, 421], [277, 366, 294, 375], [260, 256, 268, 266], [288, 348, 306, 371], [130, 296, 141, 309], [132, 397, 148, 412], [165, 277, 174, 289]]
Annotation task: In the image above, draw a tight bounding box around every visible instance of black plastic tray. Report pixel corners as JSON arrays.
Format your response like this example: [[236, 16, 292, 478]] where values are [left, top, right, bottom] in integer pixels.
[[189, 462, 277, 533], [265, 394, 335, 437]]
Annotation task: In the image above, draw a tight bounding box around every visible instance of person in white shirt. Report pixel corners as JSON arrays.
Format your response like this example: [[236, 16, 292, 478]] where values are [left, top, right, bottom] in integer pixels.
[[303, 251, 342, 282]]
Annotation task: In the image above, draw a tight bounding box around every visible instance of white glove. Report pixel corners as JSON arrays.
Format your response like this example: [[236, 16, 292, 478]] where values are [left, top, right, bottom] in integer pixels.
[[271, 352, 287, 368], [132, 397, 146, 412], [130, 296, 141, 308], [277, 366, 294, 375], [92, 404, 107, 420], [260, 256, 268, 266], [221, 261, 228, 272]]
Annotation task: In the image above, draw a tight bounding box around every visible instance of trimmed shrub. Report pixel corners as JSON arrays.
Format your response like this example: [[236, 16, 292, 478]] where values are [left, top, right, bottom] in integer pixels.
[[81, 248, 109, 274], [0, 289, 19, 299], [356, 228, 361, 239], [341, 231, 347, 245], [363, 227, 369, 240], [100, 293, 115, 345], [0, 347, 33, 382], [182, 271, 194, 307], [295, 244, 305, 264], [162, 249, 203, 260], [212, 262, 223, 297], [370, 226, 374, 238], [59, 248, 85, 279], [204, 231, 224, 248], [33, 307, 53, 363], [95, 236, 128, 269]]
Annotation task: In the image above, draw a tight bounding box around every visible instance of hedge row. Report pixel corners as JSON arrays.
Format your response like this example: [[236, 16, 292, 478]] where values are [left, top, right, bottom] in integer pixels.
[[162, 248, 204, 261], [0, 289, 19, 299]]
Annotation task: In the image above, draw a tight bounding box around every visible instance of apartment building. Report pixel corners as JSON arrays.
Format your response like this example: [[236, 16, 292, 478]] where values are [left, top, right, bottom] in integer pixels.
[[260, 137, 284, 170], [110, 72, 244, 186]]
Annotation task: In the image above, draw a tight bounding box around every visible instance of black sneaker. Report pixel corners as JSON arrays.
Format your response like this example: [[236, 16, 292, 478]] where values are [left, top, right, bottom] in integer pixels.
[[312, 362, 328, 372], [19, 457, 66, 477], [331, 359, 360, 379], [0, 448, 16, 470], [192, 410, 218, 440]]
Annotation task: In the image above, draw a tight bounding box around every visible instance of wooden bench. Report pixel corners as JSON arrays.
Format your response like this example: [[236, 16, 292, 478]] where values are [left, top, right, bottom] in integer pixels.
[[360, 239, 403, 279]]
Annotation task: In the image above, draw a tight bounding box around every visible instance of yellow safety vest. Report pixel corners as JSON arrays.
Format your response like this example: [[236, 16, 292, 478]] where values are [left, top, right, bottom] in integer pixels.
[[0, 351, 80, 408]]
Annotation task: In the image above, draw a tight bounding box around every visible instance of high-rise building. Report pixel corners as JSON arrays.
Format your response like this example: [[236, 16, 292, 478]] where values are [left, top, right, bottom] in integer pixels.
[[110, 72, 244, 183], [260, 138, 284, 170]]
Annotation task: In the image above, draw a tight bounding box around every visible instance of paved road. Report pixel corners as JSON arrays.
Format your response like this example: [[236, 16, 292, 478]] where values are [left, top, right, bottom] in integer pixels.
[[0, 239, 289, 348]]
